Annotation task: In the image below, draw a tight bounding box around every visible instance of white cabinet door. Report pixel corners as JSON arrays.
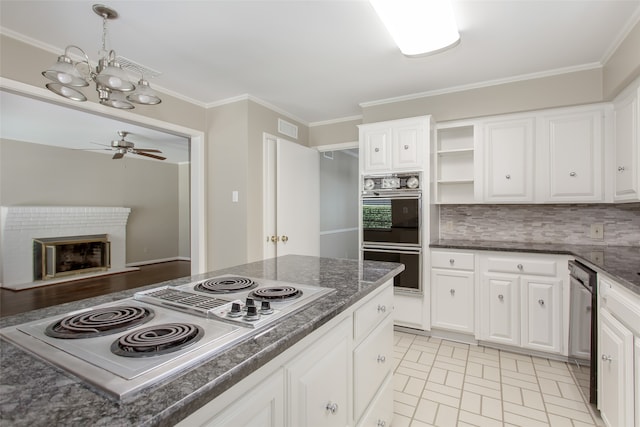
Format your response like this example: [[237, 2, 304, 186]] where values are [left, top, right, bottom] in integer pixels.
[[431, 268, 474, 333], [356, 373, 393, 427], [392, 123, 423, 170], [599, 309, 634, 427], [635, 338, 640, 427], [287, 318, 351, 427], [538, 109, 603, 202], [481, 273, 520, 346], [521, 278, 562, 353], [182, 369, 285, 427], [483, 118, 535, 202], [361, 127, 392, 172], [613, 86, 639, 201]]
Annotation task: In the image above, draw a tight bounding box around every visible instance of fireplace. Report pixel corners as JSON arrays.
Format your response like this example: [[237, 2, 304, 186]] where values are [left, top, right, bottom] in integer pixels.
[[33, 235, 111, 280]]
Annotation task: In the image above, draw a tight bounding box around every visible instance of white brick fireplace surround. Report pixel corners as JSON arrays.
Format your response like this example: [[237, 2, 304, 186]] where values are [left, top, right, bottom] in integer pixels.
[[0, 206, 133, 290]]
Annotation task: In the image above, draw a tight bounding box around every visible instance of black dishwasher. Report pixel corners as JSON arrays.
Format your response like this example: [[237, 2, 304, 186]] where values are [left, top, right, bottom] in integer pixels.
[[568, 260, 597, 404]]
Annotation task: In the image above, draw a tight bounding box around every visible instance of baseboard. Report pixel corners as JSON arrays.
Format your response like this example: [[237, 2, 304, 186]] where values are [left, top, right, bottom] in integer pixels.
[[126, 256, 191, 267]]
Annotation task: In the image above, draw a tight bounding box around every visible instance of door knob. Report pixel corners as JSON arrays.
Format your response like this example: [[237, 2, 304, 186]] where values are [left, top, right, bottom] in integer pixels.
[[325, 402, 339, 414], [281, 235, 289, 242], [538, 299, 545, 306]]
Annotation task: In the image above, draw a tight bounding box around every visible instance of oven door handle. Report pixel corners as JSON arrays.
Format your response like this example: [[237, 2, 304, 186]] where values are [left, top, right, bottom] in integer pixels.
[[362, 193, 421, 199], [362, 246, 422, 254]]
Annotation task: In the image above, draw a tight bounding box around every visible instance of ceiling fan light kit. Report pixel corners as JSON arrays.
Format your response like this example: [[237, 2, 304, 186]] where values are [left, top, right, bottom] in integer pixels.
[[41, 4, 162, 109]]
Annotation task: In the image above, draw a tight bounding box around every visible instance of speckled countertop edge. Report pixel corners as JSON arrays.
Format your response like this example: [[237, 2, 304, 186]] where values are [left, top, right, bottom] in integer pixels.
[[0, 255, 404, 427], [430, 239, 640, 294]]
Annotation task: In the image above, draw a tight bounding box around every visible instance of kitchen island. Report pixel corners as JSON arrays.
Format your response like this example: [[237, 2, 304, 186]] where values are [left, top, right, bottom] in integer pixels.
[[0, 255, 403, 426]]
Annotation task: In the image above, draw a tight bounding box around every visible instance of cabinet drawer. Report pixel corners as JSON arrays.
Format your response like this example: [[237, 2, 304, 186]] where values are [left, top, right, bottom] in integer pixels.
[[354, 316, 393, 421], [431, 251, 474, 270], [486, 257, 557, 277], [356, 373, 393, 427], [354, 284, 393, 342]]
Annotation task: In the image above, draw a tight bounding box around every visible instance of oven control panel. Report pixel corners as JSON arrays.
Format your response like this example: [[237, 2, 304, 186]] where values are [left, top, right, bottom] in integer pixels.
[[362, 173, 421, 193]]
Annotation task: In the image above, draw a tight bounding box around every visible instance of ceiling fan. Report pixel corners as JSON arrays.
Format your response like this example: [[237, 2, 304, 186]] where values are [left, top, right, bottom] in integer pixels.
[[91, 131, 166, 160]]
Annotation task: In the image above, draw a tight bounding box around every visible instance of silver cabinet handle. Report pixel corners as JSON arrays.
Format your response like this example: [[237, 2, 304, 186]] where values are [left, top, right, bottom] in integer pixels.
[[601, 354, 612, 362], [403, 144, 409, 150], [498, 294, 504, 301], [569, 172, 576, 177], [377, 304, 386, 313], [377, 355, 386, 363], [449, 258, 455, 265], [505, 174, 511, 179], [517, 264, 523, 270], [326, 402, 339, 414], [618, 166, 625, 172], [377, 421, 387, 427], [538, 299, 545, 306], [450, 288, 455, 296], [374, 147, 380, 153]]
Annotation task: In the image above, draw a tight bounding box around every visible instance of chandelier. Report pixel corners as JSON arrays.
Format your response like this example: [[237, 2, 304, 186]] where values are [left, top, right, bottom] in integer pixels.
[[42, 4, 161, 109]]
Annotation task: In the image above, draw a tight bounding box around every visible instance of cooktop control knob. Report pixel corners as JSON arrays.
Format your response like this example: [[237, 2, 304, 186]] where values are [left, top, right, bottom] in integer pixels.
[[406, 176, 419, 189], [228, 302, 243, 318], [244, 305, 260, 321], [245, 297, 255, 309], [363, 179, 375, 191], [260, 300, 274, 315]]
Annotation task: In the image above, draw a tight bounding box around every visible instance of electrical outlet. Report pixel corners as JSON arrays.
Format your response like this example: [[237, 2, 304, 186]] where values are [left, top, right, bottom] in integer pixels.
[[590, 251, 604, 266], [445, 221, 454, 232], [590, 224, 604, 240]]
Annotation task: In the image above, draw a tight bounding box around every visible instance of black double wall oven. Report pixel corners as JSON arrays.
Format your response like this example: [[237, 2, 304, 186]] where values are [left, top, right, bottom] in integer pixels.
[[362, 173, 422, 294]]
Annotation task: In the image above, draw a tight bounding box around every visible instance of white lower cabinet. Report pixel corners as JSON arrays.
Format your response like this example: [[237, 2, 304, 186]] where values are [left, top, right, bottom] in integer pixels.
[[481, 273, 520, 346], [598, 275, 639, 427], [478, 253, 567, 355], [287, 318, 351, 427], [599, 309, 634, 427], [177, 281, 394, 427], [431, 269, 474, 333]]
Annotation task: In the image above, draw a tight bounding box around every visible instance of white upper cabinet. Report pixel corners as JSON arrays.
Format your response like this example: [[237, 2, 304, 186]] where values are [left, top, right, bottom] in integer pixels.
[[613, 80, 640, 202], [359, 116, 431, 173], [482, 117, 535, 202], [537, 107, 605, 202]]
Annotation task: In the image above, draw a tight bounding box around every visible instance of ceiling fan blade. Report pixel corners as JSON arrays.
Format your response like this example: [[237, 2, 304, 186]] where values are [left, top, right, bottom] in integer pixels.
[[133, 148, 163, 153], [90, 141, 113, 148], [134, 151, 166, 161], [113, 152, 125, 159]]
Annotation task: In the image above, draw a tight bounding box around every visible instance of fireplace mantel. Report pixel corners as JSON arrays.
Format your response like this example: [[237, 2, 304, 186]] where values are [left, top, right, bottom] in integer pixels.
[[1, 206, 132, 289]]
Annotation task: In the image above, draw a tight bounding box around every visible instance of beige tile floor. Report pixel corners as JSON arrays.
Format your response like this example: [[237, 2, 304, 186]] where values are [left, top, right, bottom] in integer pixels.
[[393, 330, 604, 427]]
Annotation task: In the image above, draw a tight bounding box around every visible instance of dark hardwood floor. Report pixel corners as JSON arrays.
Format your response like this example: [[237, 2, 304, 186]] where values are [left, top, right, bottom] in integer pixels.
[[0, 261, 192, 318]]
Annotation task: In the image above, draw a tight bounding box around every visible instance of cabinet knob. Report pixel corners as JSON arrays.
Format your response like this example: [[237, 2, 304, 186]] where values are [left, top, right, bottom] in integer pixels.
[[505, 174, 511, 179], [374, 147, 380, 153], [517, 264, 523, 270], [618, 166, 625, 172], [270, 235, 279, 243], [325, 402, 339, 414], [403, 144, 409, 150], [498, 294, 504, 301], [449, 258, 455, 265], [538, 299, 545, 306], [601, 354, 612, 362], [377, 304, 386, 313], [450, 288, 456, 296], [281, 235, 289, 243], [569, 171, 576, 177], [377, 421, 387, 427], [377, 354, 386, 363]]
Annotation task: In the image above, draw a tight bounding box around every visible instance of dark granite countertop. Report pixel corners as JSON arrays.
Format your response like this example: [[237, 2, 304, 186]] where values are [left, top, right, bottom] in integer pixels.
[[0, 255, 403, 427], [430, 239, 640, 295]]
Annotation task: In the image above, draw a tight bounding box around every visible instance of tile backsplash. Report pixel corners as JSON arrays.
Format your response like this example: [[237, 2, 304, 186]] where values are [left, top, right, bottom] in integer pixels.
[[439, 203, 640, 246]]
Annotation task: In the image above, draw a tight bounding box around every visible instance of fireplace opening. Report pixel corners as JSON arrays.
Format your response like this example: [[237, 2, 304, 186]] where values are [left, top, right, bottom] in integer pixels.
[[33, 235, 111, 281]]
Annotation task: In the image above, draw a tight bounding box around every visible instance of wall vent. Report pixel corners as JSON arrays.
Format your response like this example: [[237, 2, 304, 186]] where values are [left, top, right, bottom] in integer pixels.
[[278, 118, 298, 140]]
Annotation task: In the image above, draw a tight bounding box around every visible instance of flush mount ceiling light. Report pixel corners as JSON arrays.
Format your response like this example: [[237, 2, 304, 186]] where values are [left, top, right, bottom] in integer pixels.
[[42, 4, 161, 109], [369, 0, 460, 57]]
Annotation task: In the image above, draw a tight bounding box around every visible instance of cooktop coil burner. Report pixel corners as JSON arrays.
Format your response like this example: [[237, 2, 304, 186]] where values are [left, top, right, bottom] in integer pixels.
[[111, 323, 204, 358], [250, 286, 302, 301], [45, 306, 155, 339], [195, 276, 258, 294]]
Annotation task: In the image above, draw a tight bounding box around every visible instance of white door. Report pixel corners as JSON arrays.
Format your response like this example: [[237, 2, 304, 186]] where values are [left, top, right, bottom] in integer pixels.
[[264, 135, 320, 258], [521, 278, 561, 353], [482, 273, 520, 346]]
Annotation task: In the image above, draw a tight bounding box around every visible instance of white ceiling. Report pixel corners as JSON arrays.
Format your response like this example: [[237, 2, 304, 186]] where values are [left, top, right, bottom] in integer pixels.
[[1, 0, 640, 159]]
